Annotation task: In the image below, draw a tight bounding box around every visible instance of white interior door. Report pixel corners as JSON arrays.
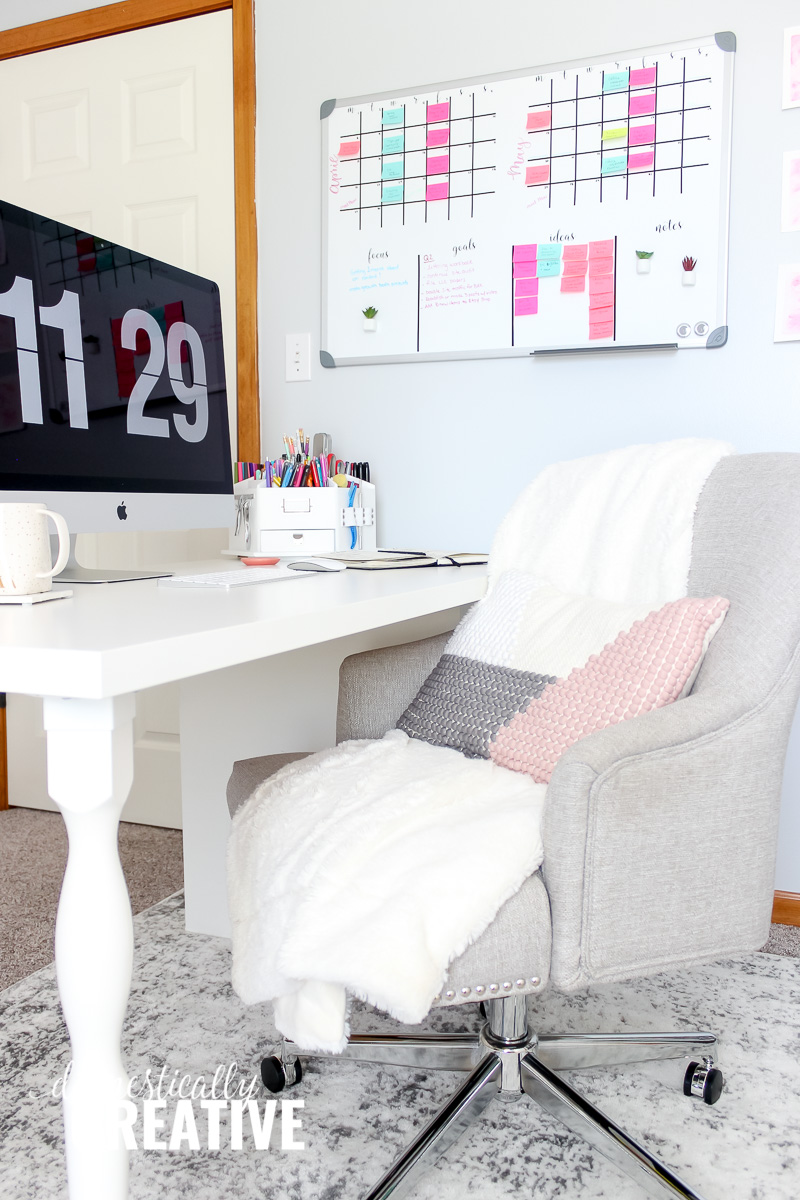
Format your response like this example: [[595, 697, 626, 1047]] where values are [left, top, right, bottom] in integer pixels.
[[2, 13, 236, 829]]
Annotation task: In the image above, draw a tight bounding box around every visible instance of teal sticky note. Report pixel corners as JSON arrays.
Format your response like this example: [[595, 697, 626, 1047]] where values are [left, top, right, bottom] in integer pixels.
[[381, 161, 403, 180], [601, 154, 627, 175], [536, 259, 561, 277], [382, 134, 404, 154], [381, 184, 404, 204], [536, 243, 562, 260], [603, 70, 629, 93], [382, 107, 404, 126]]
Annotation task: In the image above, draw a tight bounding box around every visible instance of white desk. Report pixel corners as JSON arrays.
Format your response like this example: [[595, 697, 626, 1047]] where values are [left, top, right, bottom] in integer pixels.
[[0, 563, 486, 1199]]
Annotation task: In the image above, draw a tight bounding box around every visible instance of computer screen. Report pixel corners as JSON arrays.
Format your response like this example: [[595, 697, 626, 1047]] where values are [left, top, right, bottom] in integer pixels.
[[0, 198, 233, 546]]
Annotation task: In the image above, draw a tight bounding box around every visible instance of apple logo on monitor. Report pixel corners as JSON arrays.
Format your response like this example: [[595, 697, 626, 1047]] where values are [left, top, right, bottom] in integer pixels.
[[117, 502, 127, 521]]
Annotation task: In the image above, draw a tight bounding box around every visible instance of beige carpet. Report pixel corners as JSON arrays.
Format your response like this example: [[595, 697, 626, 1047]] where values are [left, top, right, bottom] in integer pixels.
[[0, 806, 183, 990]]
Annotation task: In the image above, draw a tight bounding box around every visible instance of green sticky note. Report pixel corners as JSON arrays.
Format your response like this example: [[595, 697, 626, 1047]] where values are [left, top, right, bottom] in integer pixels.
[[602, 126, 627, 141], [536, 243, 563, 260], [536, 259, 561, 277], [382, 134, 404, 154], [382, 108, 404, 126], [381, 184, 404, 204], [603, 70, 629, 93], [381, 161, 403, 180], [601, 154, 627, 175]]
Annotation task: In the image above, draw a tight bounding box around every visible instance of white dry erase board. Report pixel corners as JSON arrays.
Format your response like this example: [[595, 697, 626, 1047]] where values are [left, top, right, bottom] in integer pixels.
[[320, 32, 735, 366]]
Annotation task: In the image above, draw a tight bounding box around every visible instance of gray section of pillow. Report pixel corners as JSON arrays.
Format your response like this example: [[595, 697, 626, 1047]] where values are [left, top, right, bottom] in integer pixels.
[[396, 653, 555, 759]]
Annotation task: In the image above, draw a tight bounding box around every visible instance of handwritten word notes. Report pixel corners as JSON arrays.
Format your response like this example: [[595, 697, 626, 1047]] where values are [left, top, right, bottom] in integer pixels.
[[536, 259, 561, 278], [589, 239, 614, 257], [515, 277, 539, 297], [526, 110, 552, 131], [513, 260, 538, 278], [630, 66, 657, 87], [588, 256, 614, 276], [602, 127, 628, 142], [426, 128, 450, 147], [562, 259, 589, 277], [629, 93, 656, 116], [426, 101, 450, 122], [537, 243, 562, 260], [513, 244, 537, 261], [427, 154, 449, 175], [514, 297, 538, 316], [783, 28, 800, 109], [589, 320, 614, 340], [589, 293, 614, 311], [381, 162, 403, 181], [601, 155, 627, 176], [382, 108, 404, 126], [562, 244, 588, 260], [628, 123, 656, 146], [526, 164, 550, 185], [426, 181, 449, 202], [382, 134, 404, 154], [628, 151, 655, 170], [560, 275, 586, 293], [781, 151, 800, 232], [381, 184, 403, 205], [338, 141, 360, 158], [774, 263, 800, 340], [603, 70, 629, 93], [589, 275, 614, 296]]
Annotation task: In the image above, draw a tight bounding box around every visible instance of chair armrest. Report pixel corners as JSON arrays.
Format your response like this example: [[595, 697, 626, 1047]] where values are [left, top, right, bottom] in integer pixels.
[[336, 632, 449, 742], [543, 647, 800, 991]]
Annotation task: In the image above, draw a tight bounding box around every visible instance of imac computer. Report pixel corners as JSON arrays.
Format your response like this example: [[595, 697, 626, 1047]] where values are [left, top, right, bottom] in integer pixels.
[[0, 198, 233, 581]]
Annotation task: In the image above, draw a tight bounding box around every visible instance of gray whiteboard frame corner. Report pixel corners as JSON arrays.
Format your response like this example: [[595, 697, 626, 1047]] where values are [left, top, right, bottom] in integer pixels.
[[320, 350, 336, 368], [715, 31, 736, 52], [706, 325, 728, 348], [320, 98, 336, 119]]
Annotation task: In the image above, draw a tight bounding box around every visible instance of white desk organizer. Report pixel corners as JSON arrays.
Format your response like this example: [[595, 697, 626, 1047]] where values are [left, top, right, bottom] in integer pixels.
[[229, 476, 376, 556]]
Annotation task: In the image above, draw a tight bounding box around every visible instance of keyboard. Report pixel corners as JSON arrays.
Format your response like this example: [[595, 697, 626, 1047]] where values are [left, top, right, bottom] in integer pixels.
[[158, 565, 309, 589]]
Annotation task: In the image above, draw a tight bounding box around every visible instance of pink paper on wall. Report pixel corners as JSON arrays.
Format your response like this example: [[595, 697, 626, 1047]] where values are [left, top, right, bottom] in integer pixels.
[[513, 244, 537, 261], [427, 101, 450, 122], [588, 256, 614, 276], [629, 93, 656, 116], [525, 164, 550, 185], [526, 110, 551, 131], [560, 275, 586, 293], [426, 128, 450, 147], [629, 66, 657, 87], [589, 239, 614, 257], [628, 124, 656, 146], [628, 151, 655, 170], [562, 244, 588, 260], [338, 141, 360, 157], [515, 277, 539, 297], [426, 154, 449, 175], [513, 261, 538, 277], [425, 181, 449, 201], [589, 275, 614, 296], [562, 259, 588, 277], [589, 295, 614, 312], [514, 297, 539, 316], [589, 320, 614, 339]]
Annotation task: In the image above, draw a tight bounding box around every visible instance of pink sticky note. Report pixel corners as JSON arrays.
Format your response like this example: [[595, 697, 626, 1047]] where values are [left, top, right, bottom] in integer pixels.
[[628, 124, 656, 147], [628, 151, 655, 170], [513, 261, 538, 277], [514, 297, 538, 316], [562, 244, 588, 260], [513, 244, 537, 261], [589, 275, 614, 296], [589, 239, 614, 258], [525, 164, 550, 186], [589, 295, 614, 312], [588, 257, 614, 277], [427, 154, 449, 175], [338, 141, 360, 157], [526, 110, 551, 131], [515, 277, 539, 297], [629, 93, 656, 116], [426, 127, 450, 147], [589, 320, 615, 340], [427, 101, 450, 122], [562, 259, 588, 277], [560, 275, 586, 293], [629, 67, 657, 87], [426, 181, 449, 201]]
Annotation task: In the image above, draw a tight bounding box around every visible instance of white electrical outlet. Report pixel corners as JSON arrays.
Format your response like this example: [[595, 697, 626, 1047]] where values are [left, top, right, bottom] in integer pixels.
[[285, 333, 311, 382]]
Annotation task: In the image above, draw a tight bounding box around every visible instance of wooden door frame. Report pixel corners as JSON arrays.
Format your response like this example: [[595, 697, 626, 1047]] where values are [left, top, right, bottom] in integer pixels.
[[0, 0, 259, 462]]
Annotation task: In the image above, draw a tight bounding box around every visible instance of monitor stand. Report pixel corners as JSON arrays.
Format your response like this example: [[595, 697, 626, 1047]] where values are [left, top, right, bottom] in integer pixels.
[[55, 536, 173, 584]]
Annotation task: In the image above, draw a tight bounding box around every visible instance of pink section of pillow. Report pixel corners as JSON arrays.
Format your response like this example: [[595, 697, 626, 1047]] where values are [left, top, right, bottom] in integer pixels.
[[489, 595, 729, 784]]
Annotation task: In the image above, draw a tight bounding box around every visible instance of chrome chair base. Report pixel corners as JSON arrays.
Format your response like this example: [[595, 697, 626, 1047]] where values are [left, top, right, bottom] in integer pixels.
[[274, 996, 721, 1200]]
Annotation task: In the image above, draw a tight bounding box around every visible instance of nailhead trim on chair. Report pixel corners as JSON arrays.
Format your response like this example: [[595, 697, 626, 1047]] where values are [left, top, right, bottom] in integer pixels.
[[432, 977, 542, 1005]]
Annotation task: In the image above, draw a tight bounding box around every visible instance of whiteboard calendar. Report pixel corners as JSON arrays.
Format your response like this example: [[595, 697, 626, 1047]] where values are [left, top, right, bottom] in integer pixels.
[[320, 32, 735, 365]]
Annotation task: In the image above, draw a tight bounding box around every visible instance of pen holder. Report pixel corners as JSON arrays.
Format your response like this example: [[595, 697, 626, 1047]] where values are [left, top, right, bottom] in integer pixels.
[[229, 476, 377, 557]]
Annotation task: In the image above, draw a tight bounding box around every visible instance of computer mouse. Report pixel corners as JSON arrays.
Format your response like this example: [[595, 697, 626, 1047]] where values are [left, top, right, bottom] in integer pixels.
[[286, 558, 347, 572]]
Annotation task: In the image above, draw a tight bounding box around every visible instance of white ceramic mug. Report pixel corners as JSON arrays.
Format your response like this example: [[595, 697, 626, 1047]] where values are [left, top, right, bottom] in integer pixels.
[[0, 503, 70, 595]]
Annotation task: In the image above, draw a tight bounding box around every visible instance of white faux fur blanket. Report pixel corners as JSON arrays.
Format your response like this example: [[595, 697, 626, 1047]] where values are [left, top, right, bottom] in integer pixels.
[[228, 731, 546, 1052], [490, 438, 734, 604]]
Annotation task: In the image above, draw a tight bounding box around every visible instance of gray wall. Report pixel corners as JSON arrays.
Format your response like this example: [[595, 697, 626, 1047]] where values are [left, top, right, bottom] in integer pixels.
[[2, 0, 799, 891]]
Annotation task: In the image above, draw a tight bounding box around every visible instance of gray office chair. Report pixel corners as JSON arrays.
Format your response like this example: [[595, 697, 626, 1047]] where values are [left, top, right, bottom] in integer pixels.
[[226, 453, 800, 1200]]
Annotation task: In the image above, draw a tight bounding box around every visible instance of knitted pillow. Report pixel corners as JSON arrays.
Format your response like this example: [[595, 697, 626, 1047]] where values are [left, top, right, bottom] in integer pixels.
[[396, 571, 728, 776]]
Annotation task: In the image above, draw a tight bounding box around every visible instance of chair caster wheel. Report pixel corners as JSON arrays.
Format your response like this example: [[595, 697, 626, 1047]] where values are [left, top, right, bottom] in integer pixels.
[[684, 1058, 723, 1105], [261, 1054, 303, 1093]]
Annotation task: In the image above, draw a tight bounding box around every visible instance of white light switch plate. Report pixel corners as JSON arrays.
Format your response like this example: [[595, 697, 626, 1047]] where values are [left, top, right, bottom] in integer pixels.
[[285, 333, 311, 382]]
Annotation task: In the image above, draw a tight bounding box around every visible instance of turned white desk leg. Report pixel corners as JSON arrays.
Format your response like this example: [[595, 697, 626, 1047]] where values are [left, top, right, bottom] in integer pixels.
[[43, 695, 136, 1200]]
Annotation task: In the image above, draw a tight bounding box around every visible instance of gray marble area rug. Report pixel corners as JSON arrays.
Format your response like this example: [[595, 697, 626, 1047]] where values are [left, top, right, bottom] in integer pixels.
[[1, 891, 798, 1199]]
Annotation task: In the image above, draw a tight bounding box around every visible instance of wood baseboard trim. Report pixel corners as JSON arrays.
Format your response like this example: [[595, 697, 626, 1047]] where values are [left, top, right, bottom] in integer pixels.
[[772, 890, 800, 927]]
